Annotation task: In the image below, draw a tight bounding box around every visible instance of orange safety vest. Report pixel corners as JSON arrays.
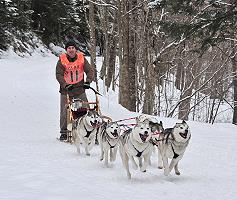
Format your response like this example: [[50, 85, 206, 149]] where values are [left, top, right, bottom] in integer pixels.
[[60, 52, 84, 84]]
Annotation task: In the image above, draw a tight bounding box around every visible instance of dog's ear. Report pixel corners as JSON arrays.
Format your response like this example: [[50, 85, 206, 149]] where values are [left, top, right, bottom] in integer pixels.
[[159, 121, 164, 131], [149, 121, 155, 126], [182, 120, 186, 124], [136, 121, 145, 127], [135, 116, 140, 123]]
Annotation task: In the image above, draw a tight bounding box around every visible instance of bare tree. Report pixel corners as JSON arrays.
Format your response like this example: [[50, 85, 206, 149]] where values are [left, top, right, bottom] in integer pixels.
[[231, 41, 237, 124]]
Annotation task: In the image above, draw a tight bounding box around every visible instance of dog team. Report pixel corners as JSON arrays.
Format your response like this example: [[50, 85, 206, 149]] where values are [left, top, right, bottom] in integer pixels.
[[68, 111, 191, 179]]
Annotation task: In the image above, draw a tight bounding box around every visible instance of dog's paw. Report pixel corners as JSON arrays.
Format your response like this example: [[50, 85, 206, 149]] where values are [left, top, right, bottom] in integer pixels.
[[140, 166, 147, 172], [76, 148, 81, 154], [127, 173, 131, 179], [164, 169, 170, 176], [175, 171, 181, 175]]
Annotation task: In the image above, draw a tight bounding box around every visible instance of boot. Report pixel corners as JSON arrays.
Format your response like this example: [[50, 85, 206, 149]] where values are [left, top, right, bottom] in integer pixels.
[[59, 133, 67, 141]]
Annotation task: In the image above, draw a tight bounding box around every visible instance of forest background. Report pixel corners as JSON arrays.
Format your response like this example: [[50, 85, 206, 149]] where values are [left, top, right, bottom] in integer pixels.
[[0, 0, 236, 124]]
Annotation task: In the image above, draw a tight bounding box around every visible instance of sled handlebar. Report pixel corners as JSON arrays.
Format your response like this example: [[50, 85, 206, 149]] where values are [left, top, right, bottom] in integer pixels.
[[86, 85, 102, 96], [67, 85, 102, 96]]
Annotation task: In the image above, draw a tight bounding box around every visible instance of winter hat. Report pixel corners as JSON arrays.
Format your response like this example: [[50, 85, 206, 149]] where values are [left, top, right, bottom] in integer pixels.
[[65, 40, 77, 50]]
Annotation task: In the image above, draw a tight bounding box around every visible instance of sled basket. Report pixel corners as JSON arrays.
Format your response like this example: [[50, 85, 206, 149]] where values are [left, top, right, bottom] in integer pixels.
[[69, 97, 97, 119]]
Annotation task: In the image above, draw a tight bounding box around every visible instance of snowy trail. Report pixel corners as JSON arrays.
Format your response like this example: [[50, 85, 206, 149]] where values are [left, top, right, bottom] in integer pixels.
[[0, 55, 237, 200]]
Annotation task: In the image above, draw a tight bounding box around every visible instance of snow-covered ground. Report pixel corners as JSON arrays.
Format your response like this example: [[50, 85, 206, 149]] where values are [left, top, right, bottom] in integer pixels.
[[0, 54, 237, 200]]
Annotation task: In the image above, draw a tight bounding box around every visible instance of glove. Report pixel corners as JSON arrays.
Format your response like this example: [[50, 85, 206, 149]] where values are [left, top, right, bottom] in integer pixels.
[[65, 84, 74, 91], [83, 82, 90, 89]]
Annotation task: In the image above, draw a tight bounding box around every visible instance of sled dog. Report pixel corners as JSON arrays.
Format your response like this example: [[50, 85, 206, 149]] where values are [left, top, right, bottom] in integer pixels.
[[136, 114, 164, 141], [136, 114, 158, 124], [72, 110, 101, 156], [119, 122, 153, 179], [157, 120, 191, 176], [136, 114, 165, 166], [99, 122, 121, 166]]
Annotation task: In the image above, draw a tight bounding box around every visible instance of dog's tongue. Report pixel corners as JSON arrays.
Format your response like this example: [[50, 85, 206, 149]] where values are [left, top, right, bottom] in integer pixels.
[[179, 132, 187, 139], [111, 132, 118, 137], [139, 133, 147, 142], [90, 121, 98, 127]]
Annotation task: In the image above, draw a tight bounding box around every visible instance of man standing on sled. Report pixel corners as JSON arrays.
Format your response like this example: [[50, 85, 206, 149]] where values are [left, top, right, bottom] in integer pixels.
[[56, 40, 94, 141]]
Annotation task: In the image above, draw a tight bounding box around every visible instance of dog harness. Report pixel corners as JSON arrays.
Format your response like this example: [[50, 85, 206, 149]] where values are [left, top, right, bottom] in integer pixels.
[[168, 133, 191, 159], [132, 143, 149, 157], [84, 124, 95, 138], [171, 144, 179, 159], [60, 52, 84, 84], [121, 130, 145, 157], [100, 124, 118, 148], [105, 133, 119, 148], [129, 135, 150, 157]]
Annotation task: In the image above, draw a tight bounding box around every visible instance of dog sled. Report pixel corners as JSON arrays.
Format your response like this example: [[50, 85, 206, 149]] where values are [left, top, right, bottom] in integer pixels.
[[65, 86, 100, 143], [65, 86, 111, 143]]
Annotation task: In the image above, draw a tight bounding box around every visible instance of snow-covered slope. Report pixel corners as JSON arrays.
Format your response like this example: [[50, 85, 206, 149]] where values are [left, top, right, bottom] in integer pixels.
[[0, 55, 236, 200]]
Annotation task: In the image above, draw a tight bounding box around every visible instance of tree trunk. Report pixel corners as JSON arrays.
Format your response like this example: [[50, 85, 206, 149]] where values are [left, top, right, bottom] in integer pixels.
[[232, 42, 237, 125], [178, 87, 192, 120], [105, 34, 116, 90], [99, 5, 108, 80], [89, 2, 97, 88], [209, 98, 216, 123], [119, 0, 129, 109], [177, 62, 193, 120], [118, 0, 136, 111], [127, 0, 137, 111]]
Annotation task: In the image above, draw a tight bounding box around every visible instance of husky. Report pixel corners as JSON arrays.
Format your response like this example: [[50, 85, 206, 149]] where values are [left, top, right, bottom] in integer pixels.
[[147, 121, 165, 167], [99, 122, 121, 167], [119, 122, 153, 179], [136, 114, 165, 167], [136, 114, 164, 138], [136, 114, 157, 124], [157, 120, 191, 176], [72, 110, 101, 156]]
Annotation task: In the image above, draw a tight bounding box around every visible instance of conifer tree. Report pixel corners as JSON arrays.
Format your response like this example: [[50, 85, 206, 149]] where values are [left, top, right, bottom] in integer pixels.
[[0, 0, 9, 50], [12, 0, 32, 32], [31, 0, 89, 45]]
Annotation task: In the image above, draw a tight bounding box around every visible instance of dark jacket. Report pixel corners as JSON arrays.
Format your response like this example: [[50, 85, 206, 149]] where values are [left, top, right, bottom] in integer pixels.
[[56, 53, 94, 97]]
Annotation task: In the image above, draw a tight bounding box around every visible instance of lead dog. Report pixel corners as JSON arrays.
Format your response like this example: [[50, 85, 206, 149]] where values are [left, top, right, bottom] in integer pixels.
[[157, 120, 191, 176], [72, 110, 101, 156], [99, 122, 121, 167], [136, 114, 165, 167], [119, 122, 153, 179]]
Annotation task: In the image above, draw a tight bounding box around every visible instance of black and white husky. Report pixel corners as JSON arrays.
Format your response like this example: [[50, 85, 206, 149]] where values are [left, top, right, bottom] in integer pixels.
[[72, 110, 101, 156], [136, 114, 165, 167], [157, 120, 191, 176], [119, 122, 153, 179], [99, 122, 121, 167]]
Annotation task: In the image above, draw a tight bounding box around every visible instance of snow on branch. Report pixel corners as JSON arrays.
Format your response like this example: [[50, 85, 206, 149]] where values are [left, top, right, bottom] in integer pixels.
[[167, 57, 231, 118], [88, 0, 118, 10]]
